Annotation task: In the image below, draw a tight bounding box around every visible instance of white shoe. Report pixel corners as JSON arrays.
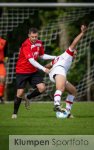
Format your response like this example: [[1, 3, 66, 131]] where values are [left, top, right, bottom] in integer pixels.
[[11, 114, 17, 119]]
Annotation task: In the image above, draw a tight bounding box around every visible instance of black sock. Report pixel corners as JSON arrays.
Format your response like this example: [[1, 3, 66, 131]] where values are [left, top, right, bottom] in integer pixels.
[[13, 96, 22, 114], [27, 88, 41, 99]]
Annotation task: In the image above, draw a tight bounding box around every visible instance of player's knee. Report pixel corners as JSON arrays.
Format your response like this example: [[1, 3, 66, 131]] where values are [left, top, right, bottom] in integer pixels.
[[17, 89, 24, 98], [56, 86, 65, 92], [38, 84, 46, 93]]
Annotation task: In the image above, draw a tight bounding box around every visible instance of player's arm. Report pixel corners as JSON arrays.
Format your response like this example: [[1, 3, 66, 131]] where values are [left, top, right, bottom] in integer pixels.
[[70, 25, 87, 50], [39, 41, 56, 60], [40, 54, 56, 60], [28, 58, 50, 74]]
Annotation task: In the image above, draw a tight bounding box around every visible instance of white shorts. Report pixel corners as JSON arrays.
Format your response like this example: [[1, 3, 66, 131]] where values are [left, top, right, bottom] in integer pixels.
[[49, 66, 67, 83]]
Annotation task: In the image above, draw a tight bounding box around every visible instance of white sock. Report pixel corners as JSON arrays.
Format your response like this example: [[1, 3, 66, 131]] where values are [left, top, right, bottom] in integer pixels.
[[54, 90, 62, 106], [65, 94, 75, 111]]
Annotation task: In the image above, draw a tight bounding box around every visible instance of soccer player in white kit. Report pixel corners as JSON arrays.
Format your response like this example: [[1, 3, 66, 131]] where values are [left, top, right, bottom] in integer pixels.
[[48, 25, 87, 118]]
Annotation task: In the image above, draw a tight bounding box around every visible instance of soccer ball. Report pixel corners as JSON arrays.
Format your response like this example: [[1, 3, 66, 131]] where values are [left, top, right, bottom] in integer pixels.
[[56, 109, 69, 119]]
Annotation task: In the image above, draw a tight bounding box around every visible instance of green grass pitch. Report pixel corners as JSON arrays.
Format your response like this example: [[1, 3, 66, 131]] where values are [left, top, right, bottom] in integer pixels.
[[0, 102, 94, 150]]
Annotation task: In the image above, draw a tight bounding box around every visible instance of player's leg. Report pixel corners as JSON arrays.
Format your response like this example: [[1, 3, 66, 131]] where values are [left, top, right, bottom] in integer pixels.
[[24, 71, 46, 109], [64, 81, 77, 118], [56, 81, 77, 119], [0, 64, 6, 104], [29, 71, 46, 97], [12, 89, 25, 119], [54, 74, 66, 112], [49, 66, 67, 112], [26, 83, 46, 99], [12, 74, 26, 119]]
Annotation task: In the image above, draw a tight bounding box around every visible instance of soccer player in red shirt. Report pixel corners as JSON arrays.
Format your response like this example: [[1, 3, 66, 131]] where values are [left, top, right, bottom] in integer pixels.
[[12, 28, 56, 119]]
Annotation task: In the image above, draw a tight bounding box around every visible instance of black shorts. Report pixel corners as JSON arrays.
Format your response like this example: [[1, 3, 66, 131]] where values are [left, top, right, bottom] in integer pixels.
[[16, 71, 44, 89]]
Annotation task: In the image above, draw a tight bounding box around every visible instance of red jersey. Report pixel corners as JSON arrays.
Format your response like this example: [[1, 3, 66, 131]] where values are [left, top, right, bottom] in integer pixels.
[[16, 38, 44, 74]]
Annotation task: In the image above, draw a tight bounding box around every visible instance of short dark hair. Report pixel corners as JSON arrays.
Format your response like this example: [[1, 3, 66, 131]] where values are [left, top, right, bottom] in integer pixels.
[[28, 28, 38, 34]]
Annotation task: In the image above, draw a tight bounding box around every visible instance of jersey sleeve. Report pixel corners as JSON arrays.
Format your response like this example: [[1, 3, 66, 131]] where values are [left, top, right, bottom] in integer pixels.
[[65, 47, 74, 56]]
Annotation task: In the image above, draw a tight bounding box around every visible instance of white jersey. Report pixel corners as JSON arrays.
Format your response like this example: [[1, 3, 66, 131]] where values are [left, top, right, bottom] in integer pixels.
[[51, 48, 73, 72], [49, 48, 74, 82]]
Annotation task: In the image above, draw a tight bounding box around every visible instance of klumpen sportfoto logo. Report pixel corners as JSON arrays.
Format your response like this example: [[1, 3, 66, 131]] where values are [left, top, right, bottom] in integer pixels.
[[9, 135, 94, 150], [13, 137, 89, 147]]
